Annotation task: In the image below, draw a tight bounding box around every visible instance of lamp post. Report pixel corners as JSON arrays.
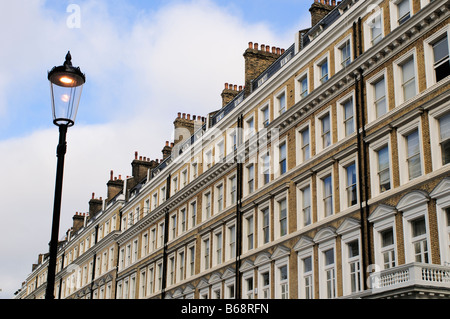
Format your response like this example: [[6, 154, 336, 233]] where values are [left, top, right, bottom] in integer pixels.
[[45, 52, 85, 299]]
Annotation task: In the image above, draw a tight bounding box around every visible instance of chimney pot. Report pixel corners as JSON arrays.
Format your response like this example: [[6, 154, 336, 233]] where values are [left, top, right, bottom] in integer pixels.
[[92, 192, 95, 199], [193, 115, 197, 120], [187, 114, 191, 120], [170, 142, 174, 147], [182, 113, 186, 119], [239, 85, 243, 91], [135, 151, 138, 160], [139, 156, 143, 160], [248, 42, 253, 49], [276, 48, 281, 55], [225, 83, 228, 89], [177, 112, 181, 118], [119, 175, 121, 180], [166, 141, 169, 146], [110, 170, 113, 180], [266, 45, 270, 52], [254, 43, 258, 50]]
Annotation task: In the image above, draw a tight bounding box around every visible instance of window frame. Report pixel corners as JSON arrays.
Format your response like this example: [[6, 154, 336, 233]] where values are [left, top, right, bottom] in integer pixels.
[[423, 25, 450, 88], [393, 49, 418, 107]]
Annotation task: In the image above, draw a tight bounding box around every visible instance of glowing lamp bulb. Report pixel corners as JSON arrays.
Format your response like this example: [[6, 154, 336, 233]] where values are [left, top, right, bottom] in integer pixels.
[[60, 76, 74, 85]]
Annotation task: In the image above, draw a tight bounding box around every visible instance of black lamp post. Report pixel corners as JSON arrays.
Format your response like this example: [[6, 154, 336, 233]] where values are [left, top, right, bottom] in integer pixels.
[[45, 52, 85, 299]]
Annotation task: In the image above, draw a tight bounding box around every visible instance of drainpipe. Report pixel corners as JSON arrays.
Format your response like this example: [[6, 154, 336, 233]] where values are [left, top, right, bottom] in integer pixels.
[[235, 115, 243, 299], [58, 252, 65, 299], [161, 174, 171, 299]]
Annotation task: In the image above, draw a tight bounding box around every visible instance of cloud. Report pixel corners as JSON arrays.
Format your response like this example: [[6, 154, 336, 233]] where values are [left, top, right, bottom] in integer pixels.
[[0, 0, 298, 298]]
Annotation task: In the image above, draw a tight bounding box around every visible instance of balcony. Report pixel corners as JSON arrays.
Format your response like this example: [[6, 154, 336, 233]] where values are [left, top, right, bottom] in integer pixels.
[[367, 262, 450, 299]]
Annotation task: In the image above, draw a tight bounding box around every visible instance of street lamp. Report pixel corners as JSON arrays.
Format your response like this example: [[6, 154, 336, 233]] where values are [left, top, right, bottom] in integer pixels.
[[45, 51, 85, 299]]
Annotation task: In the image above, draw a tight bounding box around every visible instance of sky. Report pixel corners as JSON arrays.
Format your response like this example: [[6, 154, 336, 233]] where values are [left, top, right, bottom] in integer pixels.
[[0, 0, 311, 299]]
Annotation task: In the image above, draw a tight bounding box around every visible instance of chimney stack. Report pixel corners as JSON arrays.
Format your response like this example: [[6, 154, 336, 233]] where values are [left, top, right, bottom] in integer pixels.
[[173, 113, 205, 147], [72, 212, 86, 234], [88, 193, 103, 220], [106, 170, 124, 204], [243, 41, 283, 97], [221, 82, 243, 107], [309, 0, 336, 27]]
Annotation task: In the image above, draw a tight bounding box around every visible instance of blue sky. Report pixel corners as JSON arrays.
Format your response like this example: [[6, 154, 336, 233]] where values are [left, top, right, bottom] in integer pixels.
[[0, 0, 311, 299]]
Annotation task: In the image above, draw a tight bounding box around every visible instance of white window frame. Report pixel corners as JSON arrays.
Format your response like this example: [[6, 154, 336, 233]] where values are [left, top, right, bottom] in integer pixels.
[[189, 199, 197, 229], [369, 206, 398, 270], [318, 240, 337, 299], [244, 158, 256, 197], [169, 212, 177, 241], [339, 155, 359, 211], [314, 52, 330, 88], [336, 91, 356, 141], [296, 121, 311, 165], [295, 70, 309, 103], [429, 103, 450, 171], [259, 148, 271, 187], [274, 137, 288, 178], [177, 248, 186, 283], [258, 262, 271, 299], [334, 35, 353, 73], [340, 231, 362, 296], [258, 202, 271, 246], [214, 181, 224, 214], [203, 188, 212, 221], [297, 178, 312, 229], [186, 243, 196, 279], [274, 257, 289, 299], [397, 118, 424, 185], [297, 247, 314, 299], [225, 221, 236, 261], [243, 210, 255, 253], [315, 107, 333, 153], [274, 192, 289, 239], [274, 87, 288, 118], [242, 271, 254, 299], [317, 167, 334, 221], [389, 0, 412, 31], [366, 69, 388, 123], [423, 25, 450, 88], [393, 49, 418, 107], [227, 174, 237, 207], [364, 8, 384, 50], [213, 228, 223, 267], [244, 113, 256, 140], [368, 136, 393, 198], [259, 101, 271, 130], [201, 234, 211, 271]]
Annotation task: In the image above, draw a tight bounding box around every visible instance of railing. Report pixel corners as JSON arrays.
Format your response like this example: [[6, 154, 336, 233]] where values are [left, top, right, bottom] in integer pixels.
[[370, 263, 450, 294]]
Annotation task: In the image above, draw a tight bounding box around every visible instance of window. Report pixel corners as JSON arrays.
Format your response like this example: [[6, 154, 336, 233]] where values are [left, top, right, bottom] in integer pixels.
[[277, 265, 289, 299], [401, 57, 416, 101], [377, 146, 391, 192], [347, 240, 362, 294], [277, 198, 288, 238], [170, 213, 177, 240], [323, 175, 333, 218], [191, 161, 198, 179], [338, 96, 355, 139], [180, 208, 186, 233], [345, 163, 357, 207], [202, 237, 210, 270], [406, 129, 422, 180], [227, 223, 236, 260], [319, 59, 329, 85], [300, 185, 312, 227], [381, 228, 396, 269], [245, 116, 255, 139], [188, 245, 195, 278], [298, 126, 310, 163], [262, 152, 271, 185], [323, 248, 336, 299], [245, 276, 254, 299], [301, 256, 313, 299], [158, 222, 165, 248], [397, 0, 411, 25], [394, 52, 417, 105], [336, 38, 352, 72], [260, 103, 270, 129], [214, 231, 223, 266], [370, 12, 383, 45], [432, 35, 450, 82], [216, 184, 224, 213], [204, 191, 211, 219], [190, 201, 197, 228], [279, 142, 287, 175], [411, 217, 429, 263], [298, 74, 308, 99], [245, 214, 254, 251], [276, 90, 287, 115], [320, 112, 331, 149], [260, 271, 271, 299], [216, 140, 225, 162], [374, 76, 387, 119], [439, 113, 450, 165], [260, 206, 270, 245], [178, 250, 185, 282], [229, 175, 237, 205], [247, 164, 255, 195]]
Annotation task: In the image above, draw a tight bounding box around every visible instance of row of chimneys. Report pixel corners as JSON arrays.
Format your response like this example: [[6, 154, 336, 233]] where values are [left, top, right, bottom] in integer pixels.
[[57, 0, 341, 266], [248, 42, 285, 55]]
